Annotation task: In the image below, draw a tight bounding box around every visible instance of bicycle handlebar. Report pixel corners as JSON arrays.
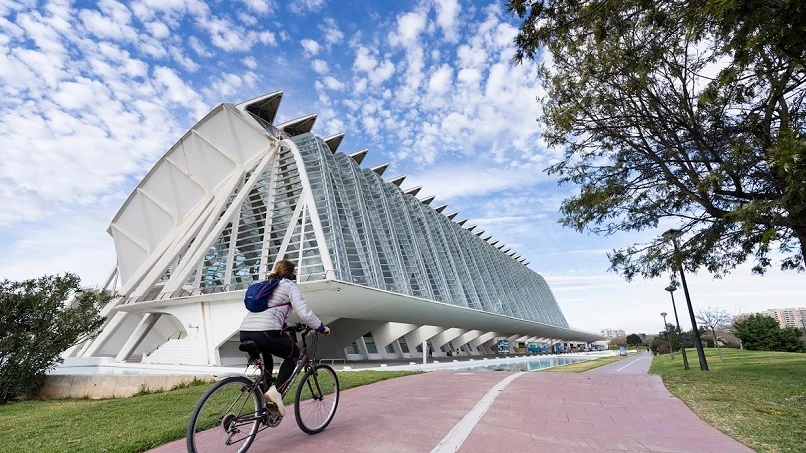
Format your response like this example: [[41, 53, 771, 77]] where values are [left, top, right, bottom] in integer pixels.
[[284, 323, 311, 333]]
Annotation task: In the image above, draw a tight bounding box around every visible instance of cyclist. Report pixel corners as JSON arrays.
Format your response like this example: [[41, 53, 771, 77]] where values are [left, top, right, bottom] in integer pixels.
[[239, 259, 330, 417]]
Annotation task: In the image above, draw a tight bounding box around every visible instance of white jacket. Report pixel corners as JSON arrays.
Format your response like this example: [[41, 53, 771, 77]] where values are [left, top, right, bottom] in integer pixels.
[[239, 279, 323, 332]]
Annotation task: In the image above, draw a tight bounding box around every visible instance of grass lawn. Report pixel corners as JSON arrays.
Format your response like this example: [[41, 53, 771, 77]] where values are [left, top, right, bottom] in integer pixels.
[[0, 370, 418, 453], [541, 353, 628, 373], [650, 348, 806, 453]]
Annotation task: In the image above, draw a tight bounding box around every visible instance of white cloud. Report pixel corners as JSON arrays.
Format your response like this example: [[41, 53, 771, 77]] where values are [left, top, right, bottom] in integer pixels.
[[311, 59, 329, 74], [321, 76, 344, 90], [146, 21, 170, 39], [317, 17, 343, 48], [300, 38, 320, 57], [187, 36, 213, 57], [242, 56, 258, 69], [353, 46, 377, 72], [428, 64, 452, 94], [288, 0, 326, 14], [242, 0, 273, 14], [434, 0, 460, 42]]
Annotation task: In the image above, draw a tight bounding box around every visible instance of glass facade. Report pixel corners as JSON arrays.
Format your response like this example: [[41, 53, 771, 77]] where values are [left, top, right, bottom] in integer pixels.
[[178, 129, 568, 328], [292, 132, 569, 328]]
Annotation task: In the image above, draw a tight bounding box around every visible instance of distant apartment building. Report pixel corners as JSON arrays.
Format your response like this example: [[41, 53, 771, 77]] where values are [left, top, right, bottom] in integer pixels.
[[736, 307, 806, 330], [600, 328, 626, 338], [762, 308, 806, 329]]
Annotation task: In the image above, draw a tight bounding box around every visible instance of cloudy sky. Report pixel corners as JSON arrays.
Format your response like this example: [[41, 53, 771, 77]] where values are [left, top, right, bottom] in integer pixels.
[[1, 0, 803, 336]]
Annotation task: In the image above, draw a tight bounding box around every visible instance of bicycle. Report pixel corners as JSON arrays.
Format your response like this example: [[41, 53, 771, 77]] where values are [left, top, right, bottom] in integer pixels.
[[186, 323, 340, 453]]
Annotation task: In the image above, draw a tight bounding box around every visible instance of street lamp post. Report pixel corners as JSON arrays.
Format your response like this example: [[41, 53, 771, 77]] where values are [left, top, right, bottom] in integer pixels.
[[661, 312, 674, 359], [665, 284, 690, 370], [662, 228, 709, 371]]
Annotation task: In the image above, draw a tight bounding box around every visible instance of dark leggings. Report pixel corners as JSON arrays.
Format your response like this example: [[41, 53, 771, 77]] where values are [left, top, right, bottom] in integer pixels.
[[240, 330, 300, 390]]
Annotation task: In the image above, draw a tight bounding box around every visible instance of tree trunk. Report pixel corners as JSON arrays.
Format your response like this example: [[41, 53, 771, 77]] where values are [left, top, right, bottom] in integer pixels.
[[712, 327, 723, 362]]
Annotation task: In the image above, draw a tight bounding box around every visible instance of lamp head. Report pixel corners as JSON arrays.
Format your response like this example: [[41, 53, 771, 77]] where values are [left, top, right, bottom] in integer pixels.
[[665, 285, 677, 292], [662, 228, 682, 240], [660, 312, 668, 318]]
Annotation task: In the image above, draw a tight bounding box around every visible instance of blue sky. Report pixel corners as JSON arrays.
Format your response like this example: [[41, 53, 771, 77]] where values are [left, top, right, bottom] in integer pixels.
[[1, 0, 803, 336]]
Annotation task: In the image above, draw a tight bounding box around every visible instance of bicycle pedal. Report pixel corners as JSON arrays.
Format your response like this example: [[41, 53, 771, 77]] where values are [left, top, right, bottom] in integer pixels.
[[266, 402, 282, 416]]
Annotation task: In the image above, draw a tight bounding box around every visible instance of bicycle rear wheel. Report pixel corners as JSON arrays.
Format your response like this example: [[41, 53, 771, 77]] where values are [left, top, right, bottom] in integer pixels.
[[187, 376, 263, 453], [294, 364, 339, 434]]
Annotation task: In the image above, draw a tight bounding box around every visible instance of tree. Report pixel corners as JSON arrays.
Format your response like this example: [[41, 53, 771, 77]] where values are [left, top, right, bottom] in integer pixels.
[[508, 0, 806, 279], [626, 333, 643, 347], [733, 314, 806, 352], [0, 274, 108, 403], [696, 307, 732, 361], [655, 324, 681, 353]]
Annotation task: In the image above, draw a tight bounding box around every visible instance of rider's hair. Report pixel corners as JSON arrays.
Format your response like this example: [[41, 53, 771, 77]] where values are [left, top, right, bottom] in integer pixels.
[[270, 259, 296, 278]]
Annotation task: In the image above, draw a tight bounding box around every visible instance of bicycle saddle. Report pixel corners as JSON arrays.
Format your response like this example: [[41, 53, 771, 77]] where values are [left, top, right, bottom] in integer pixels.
[[238, 340, 260, 353]]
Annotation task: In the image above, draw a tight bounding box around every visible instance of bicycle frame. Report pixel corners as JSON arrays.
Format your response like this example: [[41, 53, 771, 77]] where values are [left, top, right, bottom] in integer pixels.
[[243, 324, 319, 405]]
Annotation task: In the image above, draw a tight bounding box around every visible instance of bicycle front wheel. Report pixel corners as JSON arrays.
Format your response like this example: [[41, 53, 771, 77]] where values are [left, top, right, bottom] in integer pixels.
[[187, 376, 262, 453], [294, 364, 339, 434]]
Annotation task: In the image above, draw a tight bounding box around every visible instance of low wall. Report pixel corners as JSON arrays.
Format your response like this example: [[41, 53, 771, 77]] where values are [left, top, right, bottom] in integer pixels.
[[34, 374, 213, 400]]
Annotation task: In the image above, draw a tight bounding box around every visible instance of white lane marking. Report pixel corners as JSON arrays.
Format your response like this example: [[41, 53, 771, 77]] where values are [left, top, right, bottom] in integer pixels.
[[431, 372, 525, 453], [616, 357, 643, 371]]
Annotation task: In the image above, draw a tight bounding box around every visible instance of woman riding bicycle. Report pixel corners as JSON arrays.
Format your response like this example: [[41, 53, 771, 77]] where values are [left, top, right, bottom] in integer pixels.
[[239, 259, 330, 417]]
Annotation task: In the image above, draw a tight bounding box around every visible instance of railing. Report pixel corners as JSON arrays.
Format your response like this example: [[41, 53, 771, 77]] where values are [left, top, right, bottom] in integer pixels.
[[119, 270, 340, 305], [144, 330, 185, 358]]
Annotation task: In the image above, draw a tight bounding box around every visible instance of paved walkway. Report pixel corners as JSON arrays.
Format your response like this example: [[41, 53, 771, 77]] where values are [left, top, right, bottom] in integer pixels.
[[151, 352, 753, 452]]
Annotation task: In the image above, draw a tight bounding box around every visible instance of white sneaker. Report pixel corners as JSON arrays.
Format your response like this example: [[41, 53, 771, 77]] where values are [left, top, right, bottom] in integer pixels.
[[264, 385, 286, 417]]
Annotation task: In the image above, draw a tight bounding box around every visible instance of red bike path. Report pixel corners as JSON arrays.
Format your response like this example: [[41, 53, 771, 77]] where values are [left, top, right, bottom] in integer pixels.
[[150, 352, 753, 452]]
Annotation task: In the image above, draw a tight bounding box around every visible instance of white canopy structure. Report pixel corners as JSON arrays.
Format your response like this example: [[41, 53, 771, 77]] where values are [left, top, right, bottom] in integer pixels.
[[70, 92, 601, 366]]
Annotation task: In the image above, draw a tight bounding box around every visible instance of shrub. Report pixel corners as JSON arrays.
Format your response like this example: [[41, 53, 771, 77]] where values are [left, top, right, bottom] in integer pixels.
[[0, 273, 109, 403], [733, 314, 806, 353]]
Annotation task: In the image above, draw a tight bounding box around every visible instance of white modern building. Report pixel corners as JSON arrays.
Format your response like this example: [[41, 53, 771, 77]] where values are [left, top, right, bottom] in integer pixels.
[[67, 91, 602, 366]]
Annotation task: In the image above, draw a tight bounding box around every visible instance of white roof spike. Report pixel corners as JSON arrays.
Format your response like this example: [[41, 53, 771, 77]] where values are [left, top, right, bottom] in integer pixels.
[[323, 133, 345, 153], [419, 195, 436, 205], [456, 218, 468, 226], [371, 163, 389, 176], [277, 113, 317, 136], [490, 240, 499, 246], [387, 175, 406, 186], [348, 149, 368, 164], [474, 230, 485, 236], [237, 91, 283, 124], [404, 186, 422, 196], [434, 204, 448, 213], [482, 235, 492, 241], [466, 224, 477, 231], [446, 211, 458, 220]]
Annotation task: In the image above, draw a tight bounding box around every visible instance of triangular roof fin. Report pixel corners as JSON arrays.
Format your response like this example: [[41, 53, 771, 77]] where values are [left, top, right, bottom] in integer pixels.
[[238, 91, 283, 124], [349, 149, 368, 164], [277, 113, 317, 136], [404, 186, 422, 196], [387, 175, 406, 186], [371, 163, 389, 176], [323, 133, 345, 153]]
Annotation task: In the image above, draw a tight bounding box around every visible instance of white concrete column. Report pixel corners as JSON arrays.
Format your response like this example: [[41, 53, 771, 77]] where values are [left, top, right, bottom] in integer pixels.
[[115, 313, 162, 362], [370, 322, 419, 359], [481, 337, 499, 355], [430, 328, 467, 355], [451, 330, 484, 354], [356, 336, 371, 360], [81, 312, 128, 357], [468, 331, 498, 355], [506, 334, 521, 353], [403, 325, 445, 358]]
